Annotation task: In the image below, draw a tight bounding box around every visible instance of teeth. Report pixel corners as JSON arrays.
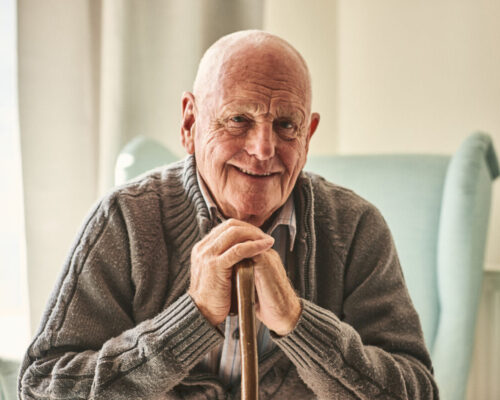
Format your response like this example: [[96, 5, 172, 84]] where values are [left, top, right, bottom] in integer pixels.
[[238, 167, 271, 176]]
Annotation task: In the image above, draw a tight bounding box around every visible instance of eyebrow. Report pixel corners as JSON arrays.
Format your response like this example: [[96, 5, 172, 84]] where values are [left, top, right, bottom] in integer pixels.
[[219, 101, 305, 122], [275, 105, 306, 122]]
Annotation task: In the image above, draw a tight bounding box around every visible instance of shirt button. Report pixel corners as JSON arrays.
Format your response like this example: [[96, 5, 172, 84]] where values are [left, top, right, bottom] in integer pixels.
[[232, 328, 240, 340]]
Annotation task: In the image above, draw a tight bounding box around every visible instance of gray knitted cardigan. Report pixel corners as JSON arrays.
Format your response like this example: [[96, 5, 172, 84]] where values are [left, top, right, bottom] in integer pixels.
[[19, 156, 438, 399]]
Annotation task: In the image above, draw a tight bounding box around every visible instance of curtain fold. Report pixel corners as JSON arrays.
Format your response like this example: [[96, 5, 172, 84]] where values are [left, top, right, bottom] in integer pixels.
[[0, 0, 30, 361], [18, 0, 263, 333], [19, 0, 101, 333], [98, 0, 127, 194]]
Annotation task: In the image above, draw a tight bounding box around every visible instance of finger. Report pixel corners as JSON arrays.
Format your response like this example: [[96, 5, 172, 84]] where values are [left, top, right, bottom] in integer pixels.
[[253, 250, 292, 299], [203, 218, 257, 239], [201, 221, 272, 256], [253, 250, 285, 277], [214, 228, 272, 256], [195, 219, 252, 251], [219, 237, 275, 268], [192, 224, 265, 264]]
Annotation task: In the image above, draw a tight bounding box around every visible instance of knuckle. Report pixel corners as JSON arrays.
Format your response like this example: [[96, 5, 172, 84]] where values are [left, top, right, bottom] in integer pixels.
[[231, 243, 244, 258], [212, 238, 225, 254], [225, 218, 239, 227], [225, 226, 238, 240]]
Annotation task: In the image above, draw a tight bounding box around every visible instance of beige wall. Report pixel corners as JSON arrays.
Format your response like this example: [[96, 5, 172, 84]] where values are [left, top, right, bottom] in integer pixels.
[[337, 0, 500, 269], [263, 0, 338, 155], [338, 0, 500, 154]]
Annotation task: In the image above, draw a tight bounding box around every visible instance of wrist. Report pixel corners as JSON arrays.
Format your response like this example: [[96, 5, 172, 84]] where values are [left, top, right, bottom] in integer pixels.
[[273, 298, 302, 336], [187, 290, 222, 326]]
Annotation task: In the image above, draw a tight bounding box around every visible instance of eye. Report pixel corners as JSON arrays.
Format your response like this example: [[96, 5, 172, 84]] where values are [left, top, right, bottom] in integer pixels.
[[273, 119, 297, 139], [230, 115, 247, 123], [276, 119, 293, 129], [226, 115, 252, 135]]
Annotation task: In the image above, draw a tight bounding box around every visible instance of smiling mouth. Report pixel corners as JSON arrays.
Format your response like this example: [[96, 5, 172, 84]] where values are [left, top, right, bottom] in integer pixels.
[[234, 166, 273, 177]]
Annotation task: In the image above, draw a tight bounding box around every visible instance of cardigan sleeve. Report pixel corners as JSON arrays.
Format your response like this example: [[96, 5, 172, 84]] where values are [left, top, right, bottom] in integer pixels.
[[274, 206, 439, 399], [18, 197, 223, 399]]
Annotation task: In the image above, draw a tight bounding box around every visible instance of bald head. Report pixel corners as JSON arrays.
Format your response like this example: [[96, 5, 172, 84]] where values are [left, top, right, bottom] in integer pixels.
[[193, 30, 313, 112]]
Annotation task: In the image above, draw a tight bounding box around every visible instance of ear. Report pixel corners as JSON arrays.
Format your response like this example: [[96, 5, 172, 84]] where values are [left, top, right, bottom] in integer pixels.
[[308, 112, 320, 139], [181, 92, 196, 154], [304, 112, 320, 153]]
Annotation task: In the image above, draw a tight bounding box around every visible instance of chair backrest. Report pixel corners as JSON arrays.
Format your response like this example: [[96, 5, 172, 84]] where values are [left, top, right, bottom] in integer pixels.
[[306, 153, 449, 348], [114, 136, 178, 185], [305, 132, 499, 400]]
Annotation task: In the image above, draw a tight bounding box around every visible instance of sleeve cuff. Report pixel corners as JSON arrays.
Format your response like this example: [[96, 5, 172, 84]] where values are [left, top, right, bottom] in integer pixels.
[[151, 292, 224, 370], [271, 299, 342, 369]]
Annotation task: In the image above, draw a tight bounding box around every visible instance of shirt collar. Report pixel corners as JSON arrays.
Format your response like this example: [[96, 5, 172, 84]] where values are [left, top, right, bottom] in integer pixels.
[[196, 171, 296, 251]]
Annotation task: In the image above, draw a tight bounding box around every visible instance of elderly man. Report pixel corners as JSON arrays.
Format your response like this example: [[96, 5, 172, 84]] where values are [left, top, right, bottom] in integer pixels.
[[19, 31, 438, 399]]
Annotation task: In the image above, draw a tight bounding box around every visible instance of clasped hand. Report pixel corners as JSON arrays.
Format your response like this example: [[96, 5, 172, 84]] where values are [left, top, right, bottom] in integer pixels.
[[188, 219, 302, 336]]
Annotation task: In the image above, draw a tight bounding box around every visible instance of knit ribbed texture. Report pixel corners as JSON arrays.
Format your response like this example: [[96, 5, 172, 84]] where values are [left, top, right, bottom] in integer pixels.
[[275, 300, 403, 399]]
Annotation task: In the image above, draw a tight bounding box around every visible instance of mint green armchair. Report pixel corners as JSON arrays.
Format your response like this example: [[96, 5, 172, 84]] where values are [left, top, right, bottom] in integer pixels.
[[114, 136, 178, 185], [306, 132, 499, 400], [0, 359, 19, 400], [116, 132, 499, 400]]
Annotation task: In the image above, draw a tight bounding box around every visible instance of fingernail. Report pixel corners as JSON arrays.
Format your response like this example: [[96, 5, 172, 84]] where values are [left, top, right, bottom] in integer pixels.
[[265, 236, 275, 244]]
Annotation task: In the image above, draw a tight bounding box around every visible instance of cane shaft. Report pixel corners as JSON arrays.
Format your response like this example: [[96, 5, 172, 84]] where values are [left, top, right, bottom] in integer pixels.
[[235, 259, 258, 400]]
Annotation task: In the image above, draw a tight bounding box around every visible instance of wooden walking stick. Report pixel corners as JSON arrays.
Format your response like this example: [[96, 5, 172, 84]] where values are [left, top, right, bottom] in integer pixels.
[[235, 259, 258, 400]]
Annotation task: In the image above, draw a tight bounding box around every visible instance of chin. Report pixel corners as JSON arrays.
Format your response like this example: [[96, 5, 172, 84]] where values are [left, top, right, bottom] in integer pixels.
[[232, 198, 278, 222]]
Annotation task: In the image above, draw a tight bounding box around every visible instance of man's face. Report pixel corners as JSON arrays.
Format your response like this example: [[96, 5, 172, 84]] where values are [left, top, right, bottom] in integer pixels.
[[182, 47, 319, 227]]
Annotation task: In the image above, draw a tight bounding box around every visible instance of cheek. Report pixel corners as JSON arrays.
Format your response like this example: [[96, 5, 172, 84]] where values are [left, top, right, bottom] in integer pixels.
[[279, 141, 308, 174], [212, 137, 243, 163], [197, 132, 243, 171]]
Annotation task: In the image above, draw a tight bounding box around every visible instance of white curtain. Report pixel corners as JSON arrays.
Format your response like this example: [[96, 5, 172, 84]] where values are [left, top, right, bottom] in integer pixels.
[[0, 0, 30, 360], [18, 0, 263, 333]]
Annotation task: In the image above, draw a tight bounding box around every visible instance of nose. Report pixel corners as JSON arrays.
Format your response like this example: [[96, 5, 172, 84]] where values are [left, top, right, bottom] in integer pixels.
[[244, 122, 276, 160]]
